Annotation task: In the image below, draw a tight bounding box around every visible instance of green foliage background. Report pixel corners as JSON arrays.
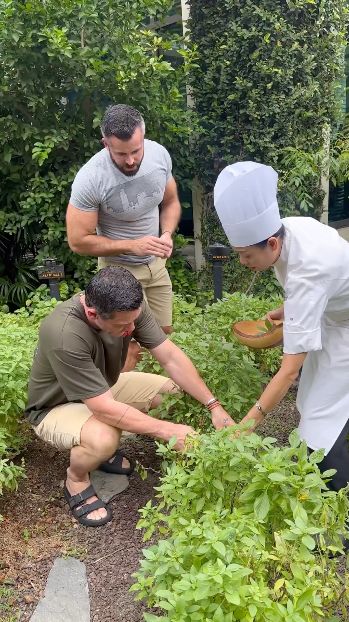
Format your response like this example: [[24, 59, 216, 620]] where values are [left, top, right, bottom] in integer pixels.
[[188, 0, 348, 292], [0, 296, 57, 510], [0, 0, 195, 306]]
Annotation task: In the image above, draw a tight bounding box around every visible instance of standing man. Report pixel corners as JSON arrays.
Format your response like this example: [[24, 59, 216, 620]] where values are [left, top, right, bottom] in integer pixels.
[[66, 104, 180, 367], [214, 161, 349, 497], [25, 266, 235, 527]]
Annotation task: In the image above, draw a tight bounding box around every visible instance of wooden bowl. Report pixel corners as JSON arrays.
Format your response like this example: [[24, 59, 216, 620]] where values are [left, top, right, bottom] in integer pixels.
[[232, 319, 283, 349]]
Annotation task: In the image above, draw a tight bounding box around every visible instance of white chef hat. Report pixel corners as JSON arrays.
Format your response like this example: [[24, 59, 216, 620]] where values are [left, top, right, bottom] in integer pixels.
[[214, 161, 281, 247]]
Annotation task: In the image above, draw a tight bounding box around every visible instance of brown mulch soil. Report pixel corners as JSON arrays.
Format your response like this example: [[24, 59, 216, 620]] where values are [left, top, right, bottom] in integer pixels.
[[0, 394, 348, 621], [0, 433, 161, 622]]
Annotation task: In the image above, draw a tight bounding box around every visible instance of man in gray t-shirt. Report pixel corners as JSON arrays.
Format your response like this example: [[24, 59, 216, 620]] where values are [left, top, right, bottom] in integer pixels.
[[66, 105, 181, 364]]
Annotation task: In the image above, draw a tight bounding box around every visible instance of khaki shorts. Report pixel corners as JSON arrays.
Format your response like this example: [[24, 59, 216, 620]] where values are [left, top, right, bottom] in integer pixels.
[[98, 256, 172, 327], [34, 372, 169, 451]]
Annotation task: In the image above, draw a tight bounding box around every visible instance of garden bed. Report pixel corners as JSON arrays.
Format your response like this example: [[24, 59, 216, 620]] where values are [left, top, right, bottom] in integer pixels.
[[0, 393, 347, 622]]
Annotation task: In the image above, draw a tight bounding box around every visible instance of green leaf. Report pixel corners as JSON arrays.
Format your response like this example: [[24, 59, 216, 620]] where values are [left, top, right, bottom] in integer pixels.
[[213, 541, 226, 557], [254, 491, 270, 520], [268, 472, 287, 481], [295, 587, 314, 609], [167, 437, 177, 450], [288, 430, 301, 448], [195, 498, 205, 512], [3, 147, 12, 163], [301, 535, 316, 550], [212, 606, 224, 621], [308, 449, 325, 464], [212, 478, 224, 492], [194, 584, 209, 601], [225, 591, 241, 605]]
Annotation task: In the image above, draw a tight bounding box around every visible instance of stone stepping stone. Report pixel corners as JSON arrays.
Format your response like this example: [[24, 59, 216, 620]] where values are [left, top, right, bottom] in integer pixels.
[[90, 470, 129, 503], [29, 557, 90, 622]]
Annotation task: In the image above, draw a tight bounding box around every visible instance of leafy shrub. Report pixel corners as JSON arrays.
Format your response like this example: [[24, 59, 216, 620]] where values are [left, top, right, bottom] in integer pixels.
[[138, 292, 283, 430], [0, 298, 57, 498], [188, 0, 347, 195], [0, 0, 195, 304], [0, 429, 25, 500], [0, 289, 282, 495], [188, 0, 348, 293], [167, 235, 199, 301], [132, 429, 349, 621]]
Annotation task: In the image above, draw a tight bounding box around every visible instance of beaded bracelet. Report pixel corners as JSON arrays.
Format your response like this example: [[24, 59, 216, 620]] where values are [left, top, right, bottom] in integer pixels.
[[207, 399, 221, 411], [206, 397, 217, 407]]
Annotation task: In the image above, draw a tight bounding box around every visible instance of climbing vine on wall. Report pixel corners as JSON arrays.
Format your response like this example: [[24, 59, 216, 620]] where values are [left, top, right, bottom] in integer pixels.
[[188, 0, 348, 291]]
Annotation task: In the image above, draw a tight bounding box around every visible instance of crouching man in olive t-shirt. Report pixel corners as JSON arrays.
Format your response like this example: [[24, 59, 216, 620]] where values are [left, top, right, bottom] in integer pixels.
[[25, 266, 235, 527]]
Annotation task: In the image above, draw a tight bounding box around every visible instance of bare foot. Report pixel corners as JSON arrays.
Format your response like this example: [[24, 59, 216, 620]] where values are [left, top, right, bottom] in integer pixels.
[[66, 469, 107, 522]]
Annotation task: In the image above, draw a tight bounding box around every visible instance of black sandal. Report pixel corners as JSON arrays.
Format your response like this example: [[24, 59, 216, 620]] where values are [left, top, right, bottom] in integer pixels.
[[98, 449, 135, 476], [63, 483, 112, 527]]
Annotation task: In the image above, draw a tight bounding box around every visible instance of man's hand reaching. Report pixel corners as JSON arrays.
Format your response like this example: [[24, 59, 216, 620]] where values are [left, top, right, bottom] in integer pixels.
[[159, 421, 196, 451], [210, 405, 236, 430]]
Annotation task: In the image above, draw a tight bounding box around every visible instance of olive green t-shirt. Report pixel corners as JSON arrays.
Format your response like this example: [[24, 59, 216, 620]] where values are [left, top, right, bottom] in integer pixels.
[[25, 294, 167, 426]]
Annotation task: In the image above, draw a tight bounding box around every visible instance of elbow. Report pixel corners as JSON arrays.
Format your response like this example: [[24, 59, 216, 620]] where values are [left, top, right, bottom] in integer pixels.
[[67, 237, 85, 255], [91, 408, 105, 420], [279, 367, 300, 385], [288, 369, 300, 384], [89, 406, 110, 422]]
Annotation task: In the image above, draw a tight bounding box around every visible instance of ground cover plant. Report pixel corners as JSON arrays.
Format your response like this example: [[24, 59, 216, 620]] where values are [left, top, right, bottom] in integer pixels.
[[0, 296, 57, 504], [133, 429, 349, 621], [138, 292, 283, 430]]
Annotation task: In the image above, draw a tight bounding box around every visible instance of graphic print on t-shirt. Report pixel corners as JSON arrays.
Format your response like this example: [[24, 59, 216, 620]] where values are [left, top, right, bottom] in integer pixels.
[[105, 170, 166, 217]]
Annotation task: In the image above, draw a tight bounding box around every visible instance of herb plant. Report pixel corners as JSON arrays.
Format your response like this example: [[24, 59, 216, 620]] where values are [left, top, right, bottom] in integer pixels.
[[138, 293, 283, 430], [0, 298, 57, 501], [132, 429, 349, 621]]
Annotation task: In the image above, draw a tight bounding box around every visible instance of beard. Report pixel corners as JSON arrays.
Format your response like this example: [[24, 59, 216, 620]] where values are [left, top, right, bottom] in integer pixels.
[[110, 155, 144, 177]]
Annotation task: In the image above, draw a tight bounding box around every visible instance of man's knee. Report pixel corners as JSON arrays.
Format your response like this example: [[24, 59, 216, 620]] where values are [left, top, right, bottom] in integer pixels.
[[161, 325, 172, 335], [80, 418, 121, 457], [150, 379, 181, 409]]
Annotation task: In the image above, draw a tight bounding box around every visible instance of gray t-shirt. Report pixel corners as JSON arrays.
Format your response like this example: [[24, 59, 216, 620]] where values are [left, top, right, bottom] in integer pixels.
[[25, 294, 167, 426], [69, 139, 172, 265]]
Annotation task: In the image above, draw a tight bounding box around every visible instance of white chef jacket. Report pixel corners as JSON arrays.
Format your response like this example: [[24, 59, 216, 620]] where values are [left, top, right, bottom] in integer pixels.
[[273, 217, 349, 454]]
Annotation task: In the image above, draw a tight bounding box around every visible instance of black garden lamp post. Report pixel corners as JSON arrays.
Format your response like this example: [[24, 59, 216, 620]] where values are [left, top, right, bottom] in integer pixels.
[[207, 243, 230, 302], [37, 258, 65, 301]]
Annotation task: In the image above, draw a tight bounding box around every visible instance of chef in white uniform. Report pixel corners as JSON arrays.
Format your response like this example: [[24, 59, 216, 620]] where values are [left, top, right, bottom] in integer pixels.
[[214, 161, 349, 493]]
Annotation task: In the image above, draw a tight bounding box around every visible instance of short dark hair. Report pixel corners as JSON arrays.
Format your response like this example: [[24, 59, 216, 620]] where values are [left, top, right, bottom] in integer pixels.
[[85, 266, 143, 318], [254, 224, 285, 248], [101, 104, 145, 140]]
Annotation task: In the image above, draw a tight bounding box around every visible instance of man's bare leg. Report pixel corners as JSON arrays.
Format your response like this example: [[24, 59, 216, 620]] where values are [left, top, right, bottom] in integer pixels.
[[149, 378, 180, 410], [121, 326, 172, 372], [65, 417, 125, 522], [161, 326, 172, 335], [65, 378, 179, 521], [121, 340, 143, 372]]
